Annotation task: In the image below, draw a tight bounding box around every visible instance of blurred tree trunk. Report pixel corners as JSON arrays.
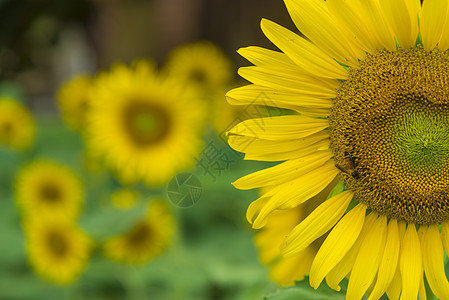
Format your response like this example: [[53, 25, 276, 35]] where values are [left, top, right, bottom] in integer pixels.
[[153, 0, 202, 62]]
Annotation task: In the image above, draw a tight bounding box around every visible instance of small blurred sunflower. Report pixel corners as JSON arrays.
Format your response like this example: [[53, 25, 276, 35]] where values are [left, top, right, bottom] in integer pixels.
[[103, 200, 174, 264], [15, 160, 83, 219], [25, 217, 92, 284], [57, 75, 92, 132], [255, 184, 338, 287], [110, 188, 140, 210], [0, 98, 35, 151], [162, 41, 233, 92], [87, 61, 205, 186]]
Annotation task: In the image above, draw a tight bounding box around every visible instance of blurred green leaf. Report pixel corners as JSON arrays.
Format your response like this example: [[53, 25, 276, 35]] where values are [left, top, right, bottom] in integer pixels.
[[264, 277, 346, 300]]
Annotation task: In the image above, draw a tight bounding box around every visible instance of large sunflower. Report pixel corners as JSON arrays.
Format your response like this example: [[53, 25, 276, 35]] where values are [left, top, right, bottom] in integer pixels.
[[227, 1, 449, 299], [103, 200, 174, 264], [87, 61, 205, 186], [0, 97, 35, 151], [15, 160, 84, 220], [24, 217, 92, 284]]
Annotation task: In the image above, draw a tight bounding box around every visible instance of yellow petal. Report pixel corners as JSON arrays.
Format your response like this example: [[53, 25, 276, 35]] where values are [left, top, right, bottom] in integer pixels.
[[441, 221, 449, 255], [227, 115, 328, 141], [399, 223, 422, 300], [238, 46, 298, 70], [386, 268, 402, 300], [357, 0, 397, 51], [420, 0, 449, 51], [238, 66, 338, 97], [368, 219, 400, 300], [379, 0, 420, 47], [327, 0, 377, 53], [248, 160, 339, 228], [260, 18, 348, 79], [228, 131, 329, 161], [419, 275, 427, 300], [420, 225, 449, 299], [347, 215, 387, 300], [284, 0, 362, 66], [226, 84, 333, 108], [233, 150, 332, 190], [294, 107, 331, 118], [438, 15, 449, 50], [244, 138, 329, 162], [325, 212, 377, 291], [310, 203, 367, 289], [281, 190, 354, 257], [246, 196, 270, 226]]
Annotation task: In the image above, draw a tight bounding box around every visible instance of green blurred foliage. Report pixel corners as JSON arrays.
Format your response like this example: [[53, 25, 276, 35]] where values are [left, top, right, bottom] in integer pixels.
[[0, 115, 280, 300]]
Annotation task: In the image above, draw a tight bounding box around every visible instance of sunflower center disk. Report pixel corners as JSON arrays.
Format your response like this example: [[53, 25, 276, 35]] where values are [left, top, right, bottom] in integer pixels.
[[0, 122, 13, 143], [126, 222, 152, 247], [40, 183, 62, 203], [330, 47, 449, 225], [47, 231, 68, 257], [123, 102, 171, 147]]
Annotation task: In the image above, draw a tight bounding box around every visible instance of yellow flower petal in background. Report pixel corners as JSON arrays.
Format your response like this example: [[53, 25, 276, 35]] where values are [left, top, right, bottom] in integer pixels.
[[271, 248, 316, 287]]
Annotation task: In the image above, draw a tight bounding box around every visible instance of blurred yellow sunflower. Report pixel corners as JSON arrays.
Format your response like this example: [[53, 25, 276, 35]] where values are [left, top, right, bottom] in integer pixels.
[[103, 200, 174, 264], [254, 184, 338, 287], [57, 75, 92, 132], [25, 217, 92, 284], [228, 1, 449, 299], [0, 97, 35, 151], [110, 188, 140, 210], [162, 41, 233, 92], [87, 61, 205, 186], [15, 160, 83, 220]]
